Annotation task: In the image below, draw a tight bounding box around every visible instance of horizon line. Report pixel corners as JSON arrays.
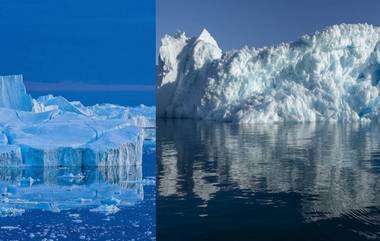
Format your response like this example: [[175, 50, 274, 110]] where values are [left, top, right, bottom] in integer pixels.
[[24, 81, 156, 92]]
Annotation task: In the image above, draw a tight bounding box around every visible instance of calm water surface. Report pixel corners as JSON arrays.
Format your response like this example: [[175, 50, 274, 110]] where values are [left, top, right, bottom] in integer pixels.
[[157, 120, 380, 241]]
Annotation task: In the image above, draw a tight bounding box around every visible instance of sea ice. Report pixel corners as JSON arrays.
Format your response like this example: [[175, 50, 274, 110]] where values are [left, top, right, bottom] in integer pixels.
[[90, 205, 121, 215], [158, 23, 380, 123], [0, 207, 25, 217]]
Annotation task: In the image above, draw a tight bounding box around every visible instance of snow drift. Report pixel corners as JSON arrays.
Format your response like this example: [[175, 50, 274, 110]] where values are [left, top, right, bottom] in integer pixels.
[[0, 75, 155, 166], [158, 23, 380, 123]]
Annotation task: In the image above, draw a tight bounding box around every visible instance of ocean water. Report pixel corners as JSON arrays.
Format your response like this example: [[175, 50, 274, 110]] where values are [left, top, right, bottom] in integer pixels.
[[0, 140, 156, 241], [157, 120, 380, 241]]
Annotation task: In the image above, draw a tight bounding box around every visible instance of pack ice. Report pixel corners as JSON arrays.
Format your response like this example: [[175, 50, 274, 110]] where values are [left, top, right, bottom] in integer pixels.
[[0, 75, 155, 166], [158, 23, 380, 123]]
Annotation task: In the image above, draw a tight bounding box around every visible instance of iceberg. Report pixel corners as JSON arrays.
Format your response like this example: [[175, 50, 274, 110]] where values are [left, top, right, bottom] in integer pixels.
[[0, 75, 155, 166], [158, 23, 380, 123]]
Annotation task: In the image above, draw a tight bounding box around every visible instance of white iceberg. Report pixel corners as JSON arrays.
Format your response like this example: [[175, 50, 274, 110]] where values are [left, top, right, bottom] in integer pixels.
[[158, 23, 380, 123], [0, 75, 155, 166]]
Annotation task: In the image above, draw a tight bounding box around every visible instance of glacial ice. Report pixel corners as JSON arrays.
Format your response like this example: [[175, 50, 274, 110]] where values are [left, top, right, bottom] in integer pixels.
[[0, 75, 155, 166], [158, 23, 380, 123], [0, 75, 32, 111]]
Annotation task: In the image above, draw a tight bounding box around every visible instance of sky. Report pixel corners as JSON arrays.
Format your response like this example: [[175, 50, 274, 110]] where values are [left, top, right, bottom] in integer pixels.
[[157, 0, 380, 54], [0, 0, 155, 88]]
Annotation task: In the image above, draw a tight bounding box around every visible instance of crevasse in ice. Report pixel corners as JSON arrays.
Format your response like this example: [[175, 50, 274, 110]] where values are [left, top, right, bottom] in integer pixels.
[[0, 75, 155, 166], [158, 23, 380, 123]]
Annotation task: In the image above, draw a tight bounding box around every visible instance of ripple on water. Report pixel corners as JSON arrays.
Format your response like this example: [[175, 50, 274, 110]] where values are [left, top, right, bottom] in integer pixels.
[[158, 120, 380, 241]]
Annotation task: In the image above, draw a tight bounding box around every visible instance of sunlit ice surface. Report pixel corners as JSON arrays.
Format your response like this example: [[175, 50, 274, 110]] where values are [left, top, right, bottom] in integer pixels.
[[157, 120, 380, 241]]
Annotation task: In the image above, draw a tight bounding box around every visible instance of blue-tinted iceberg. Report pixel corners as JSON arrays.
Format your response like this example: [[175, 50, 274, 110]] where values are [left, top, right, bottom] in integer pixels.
[[0, 75, 155, 166], [158, 23, 380, 123]]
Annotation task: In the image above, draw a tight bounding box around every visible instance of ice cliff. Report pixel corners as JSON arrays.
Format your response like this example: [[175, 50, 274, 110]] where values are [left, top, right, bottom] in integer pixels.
[[158, 23, 380, 123], [0, 75, 155, 166], [0, 75, 32, 111]]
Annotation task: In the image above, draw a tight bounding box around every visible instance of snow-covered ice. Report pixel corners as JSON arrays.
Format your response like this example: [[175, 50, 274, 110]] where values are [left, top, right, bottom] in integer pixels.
[[0, 75, 155, 166], [158, 23, 380, 123]]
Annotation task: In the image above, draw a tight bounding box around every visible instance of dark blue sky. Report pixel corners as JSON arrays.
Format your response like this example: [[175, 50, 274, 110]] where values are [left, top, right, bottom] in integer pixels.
[[157, 0, 380, 53], [0, 0, 155, 86]]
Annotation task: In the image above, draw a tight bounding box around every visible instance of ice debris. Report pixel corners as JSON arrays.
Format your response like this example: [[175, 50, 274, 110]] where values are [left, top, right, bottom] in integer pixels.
[[90, 205, 120, 215]]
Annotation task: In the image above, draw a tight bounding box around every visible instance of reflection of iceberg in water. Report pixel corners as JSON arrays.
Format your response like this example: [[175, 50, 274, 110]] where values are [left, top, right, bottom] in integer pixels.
[[0, 164, 143, 216], [158, 120, 380, 222], [158, 144, 181, 197]]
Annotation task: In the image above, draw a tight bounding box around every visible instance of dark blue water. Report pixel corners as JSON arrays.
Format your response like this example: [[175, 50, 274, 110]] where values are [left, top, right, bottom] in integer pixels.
[[30, 91, 156, 107], [0, 140, 156, 241], [157, 120, 380, 241]]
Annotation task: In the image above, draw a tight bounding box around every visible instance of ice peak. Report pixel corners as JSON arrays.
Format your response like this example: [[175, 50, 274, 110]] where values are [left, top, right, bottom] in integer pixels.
[[0, 74, 23, 80], [173, 30, 187, 39], [0, 74, 32, 111], [196, 28, 219, 47]]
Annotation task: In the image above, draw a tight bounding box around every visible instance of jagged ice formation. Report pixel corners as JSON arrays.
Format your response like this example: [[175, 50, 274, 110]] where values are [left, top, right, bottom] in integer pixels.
[[158, 23, 380, 123]]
